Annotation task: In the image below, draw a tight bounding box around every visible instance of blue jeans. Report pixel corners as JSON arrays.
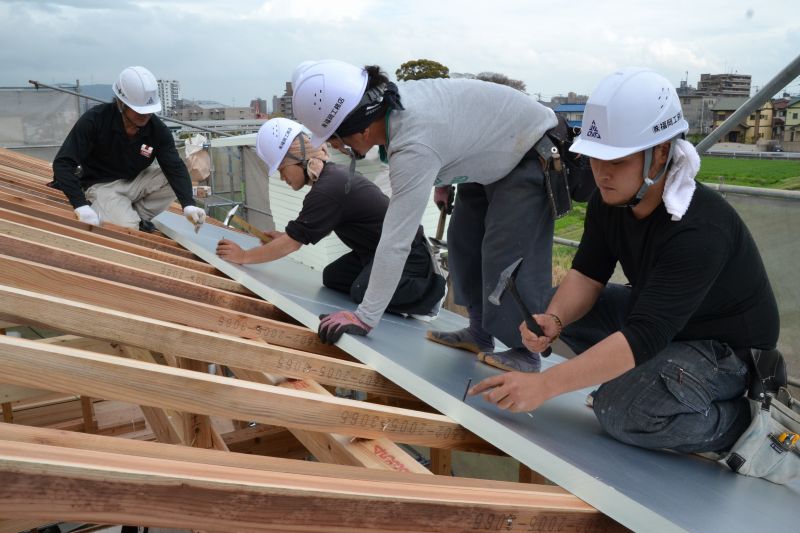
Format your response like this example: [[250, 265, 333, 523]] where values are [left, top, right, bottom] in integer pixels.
[[558, 284, 751, 453]]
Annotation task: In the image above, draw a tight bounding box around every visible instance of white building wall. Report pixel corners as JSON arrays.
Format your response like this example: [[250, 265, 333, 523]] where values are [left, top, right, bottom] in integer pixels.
[[157, 80, 181, 111]]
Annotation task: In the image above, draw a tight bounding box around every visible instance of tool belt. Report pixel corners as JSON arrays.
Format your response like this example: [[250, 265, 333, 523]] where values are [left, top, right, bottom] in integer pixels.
[[532, 115, 596, 219], [719, 348, 799, 485]]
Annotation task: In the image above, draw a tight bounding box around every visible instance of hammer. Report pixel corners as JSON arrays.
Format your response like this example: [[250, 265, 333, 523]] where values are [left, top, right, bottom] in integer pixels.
[[488, 257, 552, 357], [223, 204, 272, 244]]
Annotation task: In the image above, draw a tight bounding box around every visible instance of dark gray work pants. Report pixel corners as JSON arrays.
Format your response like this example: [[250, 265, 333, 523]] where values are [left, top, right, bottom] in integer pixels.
[[323, 237, 446, 316], [558, 283, 752, 453], [447, 155, 554, 348]]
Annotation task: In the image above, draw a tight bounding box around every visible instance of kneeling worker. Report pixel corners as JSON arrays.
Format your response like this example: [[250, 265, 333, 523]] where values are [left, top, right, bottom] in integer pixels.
[[51, 65, 205, 231], [216, 118, 445, 331], [472, 68, 783, 461]]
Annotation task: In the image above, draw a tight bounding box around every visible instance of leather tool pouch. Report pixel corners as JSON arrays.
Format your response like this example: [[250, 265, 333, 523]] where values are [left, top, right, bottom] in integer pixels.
[[534, 115, 597, 219]]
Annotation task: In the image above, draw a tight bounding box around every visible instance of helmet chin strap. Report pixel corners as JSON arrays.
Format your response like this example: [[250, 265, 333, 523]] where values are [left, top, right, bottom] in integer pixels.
[[618, 139, 676, 208], [283, 133, 317, 186], [331, 133, 365, 194], [116, 100, 142, 134]]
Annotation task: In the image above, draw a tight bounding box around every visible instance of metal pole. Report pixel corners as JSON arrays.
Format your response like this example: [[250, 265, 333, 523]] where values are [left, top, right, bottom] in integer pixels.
[[696, 54, 800, 154], [28, 79, 233, 138]]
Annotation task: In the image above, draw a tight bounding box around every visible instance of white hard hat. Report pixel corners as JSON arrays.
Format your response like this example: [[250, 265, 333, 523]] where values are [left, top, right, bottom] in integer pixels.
[[570, 67, 688, 160], [113, 66, 162, 114], [291, 60, 317, 90], [291, 60, 368, 148], [255, 118, 304, 175]]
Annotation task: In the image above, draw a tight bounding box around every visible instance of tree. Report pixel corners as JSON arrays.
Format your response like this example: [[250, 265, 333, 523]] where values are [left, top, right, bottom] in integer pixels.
[[396, 59, 450, 81], [476, 72, 527, 93]]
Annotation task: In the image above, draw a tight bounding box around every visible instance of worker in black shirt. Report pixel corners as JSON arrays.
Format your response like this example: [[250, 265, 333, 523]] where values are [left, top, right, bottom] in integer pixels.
[[216, 118, 445, 325], [51, 66, 205, 231], [471, 68, 783, 458]]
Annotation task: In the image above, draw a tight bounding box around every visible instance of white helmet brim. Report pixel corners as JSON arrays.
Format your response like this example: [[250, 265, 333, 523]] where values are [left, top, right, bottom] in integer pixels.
[[569, 137, 640, 161]]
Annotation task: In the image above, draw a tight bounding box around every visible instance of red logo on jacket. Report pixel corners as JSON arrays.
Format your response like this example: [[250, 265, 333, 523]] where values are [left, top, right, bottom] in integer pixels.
[[140, 144, 154, 158]]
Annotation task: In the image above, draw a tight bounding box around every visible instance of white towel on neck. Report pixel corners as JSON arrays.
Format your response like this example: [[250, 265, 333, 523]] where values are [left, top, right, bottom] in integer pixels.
[[663, 139, 700, 221]]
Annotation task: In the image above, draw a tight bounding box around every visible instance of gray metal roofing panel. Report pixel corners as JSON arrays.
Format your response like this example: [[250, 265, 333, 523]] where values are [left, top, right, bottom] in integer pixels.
[[154, 210, 800, 533]]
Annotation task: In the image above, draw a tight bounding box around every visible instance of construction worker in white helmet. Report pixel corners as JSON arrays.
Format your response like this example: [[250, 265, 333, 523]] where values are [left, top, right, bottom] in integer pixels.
[[471, 68, 786, 472], [51, 66, 205, 232], [292, 59, 559, 362], [216, 118, 445, 324]]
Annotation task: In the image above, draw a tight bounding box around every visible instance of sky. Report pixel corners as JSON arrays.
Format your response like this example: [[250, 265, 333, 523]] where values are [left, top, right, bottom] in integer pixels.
[[2, 0, 799, 109]]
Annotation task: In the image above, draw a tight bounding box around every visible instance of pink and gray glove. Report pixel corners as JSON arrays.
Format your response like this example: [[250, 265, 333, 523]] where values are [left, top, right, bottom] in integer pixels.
[[317, 311, 372, 344]]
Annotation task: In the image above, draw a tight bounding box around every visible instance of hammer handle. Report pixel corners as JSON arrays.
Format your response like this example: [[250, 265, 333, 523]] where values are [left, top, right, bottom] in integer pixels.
[[233, 215, 272, 244], [508, 283, 552, 357], [435, 205, 447, 241]]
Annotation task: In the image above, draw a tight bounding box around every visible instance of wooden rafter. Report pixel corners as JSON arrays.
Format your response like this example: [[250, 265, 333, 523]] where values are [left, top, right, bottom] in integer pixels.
[[0, 431, 624, 532], [0, 207, 218, 273], [0, 335, 485, 450], [0, 284, 408, 399], [0, 252, 341, 358], [0, 234, 284, 320], [0, 217, 249, 294]]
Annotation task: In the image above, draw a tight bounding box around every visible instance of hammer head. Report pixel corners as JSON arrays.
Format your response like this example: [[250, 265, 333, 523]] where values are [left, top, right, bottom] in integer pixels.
[[223, 204, 240, 226], [488, 258, 524, 306]]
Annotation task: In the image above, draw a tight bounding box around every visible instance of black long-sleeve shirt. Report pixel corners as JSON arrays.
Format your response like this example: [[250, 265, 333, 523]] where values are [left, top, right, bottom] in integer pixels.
[[572, 182, 779, 365], [52, 102, 194, 209], [285, 162, 425, 259]]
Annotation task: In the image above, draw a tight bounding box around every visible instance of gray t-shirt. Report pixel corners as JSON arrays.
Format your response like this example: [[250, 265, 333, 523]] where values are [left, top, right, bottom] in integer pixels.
[[355, 78, 557, 327]]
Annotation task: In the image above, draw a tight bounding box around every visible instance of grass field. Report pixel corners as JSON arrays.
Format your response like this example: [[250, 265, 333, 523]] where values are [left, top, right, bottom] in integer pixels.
[[697, 157, 800, 189], [550, 156, 800, 282]]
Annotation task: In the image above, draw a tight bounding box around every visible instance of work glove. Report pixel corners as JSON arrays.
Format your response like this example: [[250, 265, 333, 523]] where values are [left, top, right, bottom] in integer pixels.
[[433, 185, 455, 214], [74, 205, 100, 226], [183, 205, 206, 226], [317, 311, 372, 344]]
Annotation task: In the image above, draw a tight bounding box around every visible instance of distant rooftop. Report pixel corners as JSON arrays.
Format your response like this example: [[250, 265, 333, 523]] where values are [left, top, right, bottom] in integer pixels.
[[554, 103, 585, 113]]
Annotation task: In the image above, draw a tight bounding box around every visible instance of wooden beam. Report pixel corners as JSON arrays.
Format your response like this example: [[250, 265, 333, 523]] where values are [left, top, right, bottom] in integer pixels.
[[221, 423, 308, 458], [0, 384, 47, 405], [0, 253, 343, 359], [0, 335, 483, 450], [230, 367, 429, 473], [0, 168, 68, 195], [0, 218, 249, 294], [0, 185, 72, 211], [121, 345, 229, 451], [0, 195, 195, 258], [0, 146, 54, 177], [115, 345, 188, 445], [0, 423, 569, 492], [0, 207, 218, 274], [0, 234, 281, 319], [0, 192, 190, 255], [10, 398, 83, 428], [80, 397, 97, 434], [520, 463, 549, 485], [0, 284, 408, 400], [430, 448, 452, 476], [0, 180, 69, 204], [0, 440, 621, 532]]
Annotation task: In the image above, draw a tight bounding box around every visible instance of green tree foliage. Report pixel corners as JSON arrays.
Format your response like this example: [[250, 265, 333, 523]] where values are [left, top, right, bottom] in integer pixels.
[[396, 59, 450, 81], [476, 71, 527, 93]]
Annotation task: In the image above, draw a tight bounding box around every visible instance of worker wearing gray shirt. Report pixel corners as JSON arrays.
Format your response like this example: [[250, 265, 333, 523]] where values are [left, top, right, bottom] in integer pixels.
[[292, 59, 556, 372]]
